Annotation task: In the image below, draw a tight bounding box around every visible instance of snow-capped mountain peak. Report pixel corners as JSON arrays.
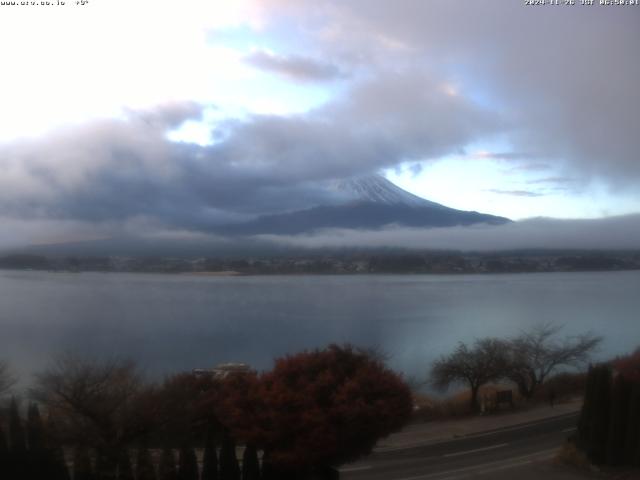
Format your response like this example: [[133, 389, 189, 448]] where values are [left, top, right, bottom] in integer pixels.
[[329, 174, 445, 209], [212, 174, 509, 235]]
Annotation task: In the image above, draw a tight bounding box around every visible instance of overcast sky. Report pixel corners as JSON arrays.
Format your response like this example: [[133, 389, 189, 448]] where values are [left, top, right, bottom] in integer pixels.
[[0, 0, 639, 248]]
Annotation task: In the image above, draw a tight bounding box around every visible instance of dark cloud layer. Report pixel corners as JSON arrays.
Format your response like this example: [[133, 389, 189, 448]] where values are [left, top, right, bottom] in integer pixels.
[[256, 215, 640, 252], [0, 70, 498, 233], [0, 104, 343, 232]]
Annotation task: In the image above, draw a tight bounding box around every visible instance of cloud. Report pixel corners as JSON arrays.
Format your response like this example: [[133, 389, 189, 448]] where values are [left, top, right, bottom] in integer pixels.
[[212, 70, 503, 183], [505, 163, 552, 173], [244, 50, 346, 82], [1, 1, 638, 247], [125, 101, 204, 129], [0, 70, 502, 246], [472, 152, 532, 161], [527, 176, 576, 185], [255, 214, 640, 252], [486, 189, 544, 198], [252, 0, 640, 187]]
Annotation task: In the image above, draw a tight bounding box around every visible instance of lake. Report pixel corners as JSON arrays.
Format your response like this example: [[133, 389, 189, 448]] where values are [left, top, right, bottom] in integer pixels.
[[1, 270, 638, 386]]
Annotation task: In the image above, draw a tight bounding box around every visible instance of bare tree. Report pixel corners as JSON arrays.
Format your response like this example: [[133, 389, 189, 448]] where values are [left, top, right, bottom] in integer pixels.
[[356, 345, 392, 364], [430, 338, 509, 412], [504, 323, 602, 399], [31, 354, 158, 478], [0, 360, 16, 396]]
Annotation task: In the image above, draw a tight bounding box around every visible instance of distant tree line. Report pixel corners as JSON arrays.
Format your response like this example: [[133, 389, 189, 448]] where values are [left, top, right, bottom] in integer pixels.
[[1, 250, 640, 275], [430, 323, 602, 411], [0, 345, 413, 480]]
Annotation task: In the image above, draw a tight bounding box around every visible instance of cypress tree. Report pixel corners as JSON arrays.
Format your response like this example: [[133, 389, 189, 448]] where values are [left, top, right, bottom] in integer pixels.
[[577, 364, 596, 448], [158, 447, 178, 480], [9, 397, 26, 454], [219, 432, 240, 480], [636, 424, 640, 468], [589, 365, 612, 464], [27, 403, 48, 480], [259, 454, 294, 480], [27, 403, 46, 452], [0, 422, 13, 480], [136, 447, 157, 480], [96, 449, 118, 480], [0, 421, 8, 458], [627, 383, 640, 466], [49, 443, 71, 480], [178, 446, 199, 480], [201, 430, 218, 480], [117, 449, 135, 480], [258, 452, 275, 480], [606, 374, 631, 465], [9, 397, 27, 480], [241, 444, 260, 480], [73, 446, 95, 480]]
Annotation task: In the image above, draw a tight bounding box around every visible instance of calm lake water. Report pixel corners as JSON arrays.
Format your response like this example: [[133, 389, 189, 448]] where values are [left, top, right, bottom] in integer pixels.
[[1, 270, 638, 385]]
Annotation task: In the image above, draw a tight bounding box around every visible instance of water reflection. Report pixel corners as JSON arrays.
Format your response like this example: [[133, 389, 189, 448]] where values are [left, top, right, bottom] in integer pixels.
[[0, 270, 638, 385]]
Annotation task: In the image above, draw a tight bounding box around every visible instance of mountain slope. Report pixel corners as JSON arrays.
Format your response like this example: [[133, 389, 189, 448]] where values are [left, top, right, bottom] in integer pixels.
[[217, 175, 510, 235], [329, 175, 447, 208]]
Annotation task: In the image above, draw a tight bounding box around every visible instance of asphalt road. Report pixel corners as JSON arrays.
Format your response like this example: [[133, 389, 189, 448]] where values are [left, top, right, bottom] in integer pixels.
[[340, 412, 581, 480]]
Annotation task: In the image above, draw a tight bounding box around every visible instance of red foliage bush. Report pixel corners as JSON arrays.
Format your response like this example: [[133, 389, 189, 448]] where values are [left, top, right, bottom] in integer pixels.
[[214, 344, 413, 471]]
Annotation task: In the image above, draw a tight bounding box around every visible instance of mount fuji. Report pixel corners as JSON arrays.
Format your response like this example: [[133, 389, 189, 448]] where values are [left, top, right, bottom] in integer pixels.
[[17, 175, 510, 257], [216, 175, 510, 235]]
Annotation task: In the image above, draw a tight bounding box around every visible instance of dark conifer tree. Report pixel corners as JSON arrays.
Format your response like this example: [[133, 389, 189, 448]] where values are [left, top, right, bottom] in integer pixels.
[[0, 422, 13, 480], [9, 397, 26, 454], [0, 421, 8, 458], [117, 449, 135, 480], [49, 443, 71, 480], [27, 403, 45, 452], [178, 446, 199, 480], [259, 454, 294, 480], [589, 365, 612, 464], [96, 449, 118, 480], [9, 397, 27, 480], [201, 429, 218, 480], [27, 403, 48, 480], [43, 410, 71, 480], [259, 452, 274, 480], [577, 364, 596, 448], [136, 447, 157, 480], [158, 447, 178, 480], [219, 432, 240, 480], [606, 374, 631, 465], [73, 446, 95, 480], [241, 445, 260, 480], [627, 383, 640, 466]]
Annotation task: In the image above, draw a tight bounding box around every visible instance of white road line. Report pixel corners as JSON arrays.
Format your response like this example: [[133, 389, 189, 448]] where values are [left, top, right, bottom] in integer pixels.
[[457, 414, 578, 440], [391, 448, 558, 480], [339, 465, 372, 473], [376, 413, 579, 453], [562, 427, 577, 433], [442, 443, 509, 458]]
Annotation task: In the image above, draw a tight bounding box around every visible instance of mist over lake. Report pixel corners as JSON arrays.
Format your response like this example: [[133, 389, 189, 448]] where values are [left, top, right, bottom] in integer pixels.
[[1, 270, 638, 385]]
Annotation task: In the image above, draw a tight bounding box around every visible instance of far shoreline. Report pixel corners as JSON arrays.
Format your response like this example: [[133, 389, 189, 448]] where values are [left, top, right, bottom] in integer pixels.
[[180, 270, 244, 276]]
